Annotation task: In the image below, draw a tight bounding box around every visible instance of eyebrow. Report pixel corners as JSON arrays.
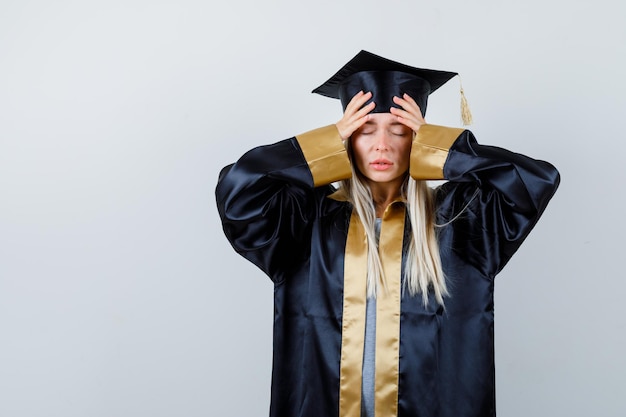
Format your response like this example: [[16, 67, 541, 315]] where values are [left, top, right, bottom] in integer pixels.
[[363, 121, 406, 126]]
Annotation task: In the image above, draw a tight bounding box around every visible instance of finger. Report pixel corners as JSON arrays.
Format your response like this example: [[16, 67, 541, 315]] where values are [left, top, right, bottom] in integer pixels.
[[352, 100, 375, 120], [393, 95, 425, 124], [390, 106, 425, 133], [393, 94, 421, 116], [336, 94, 375, 140], [345, 103, 375, 134], [390, 106, 419, 124], [345, 91, 372, 115], [344, 100, 375, 131], [390, 109, 418, 130], [401, 93, 419, 108], [389, 105, 411, 119]]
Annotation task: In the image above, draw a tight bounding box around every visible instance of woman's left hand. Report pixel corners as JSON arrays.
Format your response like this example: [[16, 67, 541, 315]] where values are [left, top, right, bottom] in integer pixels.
[[390, 94, 426, 134]]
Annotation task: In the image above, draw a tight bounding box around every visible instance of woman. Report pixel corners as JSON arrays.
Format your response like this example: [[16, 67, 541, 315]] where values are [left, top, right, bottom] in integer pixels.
[[216, 50, 559, 417]]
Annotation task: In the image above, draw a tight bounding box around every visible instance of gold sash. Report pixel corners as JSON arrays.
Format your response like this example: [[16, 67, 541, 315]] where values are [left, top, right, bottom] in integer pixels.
[[339, 204, 405, 417]]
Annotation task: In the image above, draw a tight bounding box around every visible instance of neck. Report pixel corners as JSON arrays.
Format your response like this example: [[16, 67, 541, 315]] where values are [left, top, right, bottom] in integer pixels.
[[368, 179, 404, 218]]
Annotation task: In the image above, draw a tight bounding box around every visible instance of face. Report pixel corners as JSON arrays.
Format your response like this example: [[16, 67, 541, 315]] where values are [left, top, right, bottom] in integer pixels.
[[350, 113, 413, 190]]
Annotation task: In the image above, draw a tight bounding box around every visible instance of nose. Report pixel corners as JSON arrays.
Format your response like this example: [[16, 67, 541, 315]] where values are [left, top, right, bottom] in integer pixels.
[[375, 132, 390, 151]]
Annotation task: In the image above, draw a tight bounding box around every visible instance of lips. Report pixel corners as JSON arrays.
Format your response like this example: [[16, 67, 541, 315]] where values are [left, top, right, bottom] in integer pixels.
[[370, 159, 393, 171]]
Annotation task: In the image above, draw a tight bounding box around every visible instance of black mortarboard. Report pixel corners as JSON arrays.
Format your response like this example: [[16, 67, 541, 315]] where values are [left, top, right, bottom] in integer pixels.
[[312, 50, 462, 119]]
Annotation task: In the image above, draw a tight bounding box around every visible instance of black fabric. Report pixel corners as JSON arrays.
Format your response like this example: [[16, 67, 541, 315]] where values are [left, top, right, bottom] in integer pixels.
[[215, 130, 560, 417], [312, 50, 458, 116], [338, 70, 431, 116]]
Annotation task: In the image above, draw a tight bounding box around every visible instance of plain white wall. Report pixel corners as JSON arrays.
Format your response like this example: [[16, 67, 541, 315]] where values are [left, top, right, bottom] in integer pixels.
[[1, 1, 625, 416]]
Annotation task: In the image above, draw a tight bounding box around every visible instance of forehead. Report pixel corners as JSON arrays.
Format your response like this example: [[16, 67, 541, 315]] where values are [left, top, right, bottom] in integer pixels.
[[364, 113, 405, 126]]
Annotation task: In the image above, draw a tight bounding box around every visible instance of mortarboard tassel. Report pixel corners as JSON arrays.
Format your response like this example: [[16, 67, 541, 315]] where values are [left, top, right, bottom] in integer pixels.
[[459, 77, 473, 126]]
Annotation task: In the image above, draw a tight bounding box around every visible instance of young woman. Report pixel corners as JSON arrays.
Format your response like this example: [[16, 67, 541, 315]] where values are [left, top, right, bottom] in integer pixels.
[[216, 51, 560, 417]]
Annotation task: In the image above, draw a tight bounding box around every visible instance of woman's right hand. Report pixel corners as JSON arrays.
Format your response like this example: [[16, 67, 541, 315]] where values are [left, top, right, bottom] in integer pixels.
[[335, 91, 375, 141]]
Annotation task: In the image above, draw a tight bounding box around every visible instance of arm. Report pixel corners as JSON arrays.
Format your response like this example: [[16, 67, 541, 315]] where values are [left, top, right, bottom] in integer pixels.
[[215, 126, 350, 281], [413, 125, 560, 276], [216, 92, 376, 280], [393, 95, 560, 276]]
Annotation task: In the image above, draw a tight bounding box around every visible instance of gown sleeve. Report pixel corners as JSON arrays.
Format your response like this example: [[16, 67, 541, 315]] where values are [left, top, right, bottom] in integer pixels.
[[409, 124, 560, 277], [215, 125, 352, 281]]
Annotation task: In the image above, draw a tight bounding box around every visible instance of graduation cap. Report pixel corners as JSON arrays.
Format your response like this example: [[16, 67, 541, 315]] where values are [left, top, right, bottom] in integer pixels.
[[312, 50, 472, 125]]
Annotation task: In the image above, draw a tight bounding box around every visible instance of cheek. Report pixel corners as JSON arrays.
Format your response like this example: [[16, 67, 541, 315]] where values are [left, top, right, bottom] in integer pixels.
[[399, 136, 412, 152], [350, 136, 367, 157], [351, 134, 368, 150], [399, 154, 410, 170], [352, 148, 367, 170], [398, 140, 412, 169]]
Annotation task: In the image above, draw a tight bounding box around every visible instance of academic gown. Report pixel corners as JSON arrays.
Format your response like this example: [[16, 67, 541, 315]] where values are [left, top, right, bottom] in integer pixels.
[[215, 124, 560, 417]]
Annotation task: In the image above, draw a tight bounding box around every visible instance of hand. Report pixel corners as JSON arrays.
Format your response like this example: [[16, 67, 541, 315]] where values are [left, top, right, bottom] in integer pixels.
[[390, 94, 426, 134], [335, 91, 375, 140]]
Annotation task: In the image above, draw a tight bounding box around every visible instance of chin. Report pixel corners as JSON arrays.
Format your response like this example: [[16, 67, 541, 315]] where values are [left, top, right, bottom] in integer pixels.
[[368, 173, 403, 184]]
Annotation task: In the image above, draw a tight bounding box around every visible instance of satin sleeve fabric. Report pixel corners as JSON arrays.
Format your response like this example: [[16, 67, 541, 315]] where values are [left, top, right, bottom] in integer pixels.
[[215, 125, 350, 282], [416, 125, 561, 278]]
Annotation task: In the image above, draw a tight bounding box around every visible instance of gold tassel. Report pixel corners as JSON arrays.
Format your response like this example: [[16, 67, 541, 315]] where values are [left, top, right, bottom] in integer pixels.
[[459, 77, 473, 126]]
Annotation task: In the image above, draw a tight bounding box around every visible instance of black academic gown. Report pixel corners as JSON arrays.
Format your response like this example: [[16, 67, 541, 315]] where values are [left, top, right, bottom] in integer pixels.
[[216, 124, 560, 417]]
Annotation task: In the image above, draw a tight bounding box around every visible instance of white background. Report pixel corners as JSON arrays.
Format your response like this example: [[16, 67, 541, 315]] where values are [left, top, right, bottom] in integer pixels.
[[1, 1, 625, 416]]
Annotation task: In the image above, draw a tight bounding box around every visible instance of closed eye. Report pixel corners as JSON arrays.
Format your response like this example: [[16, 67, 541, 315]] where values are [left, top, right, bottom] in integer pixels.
[[390, 129, 410, 137]]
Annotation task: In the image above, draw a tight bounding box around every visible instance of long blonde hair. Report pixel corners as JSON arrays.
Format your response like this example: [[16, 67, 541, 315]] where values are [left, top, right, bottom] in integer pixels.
[[336, 141, 448, 306]]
